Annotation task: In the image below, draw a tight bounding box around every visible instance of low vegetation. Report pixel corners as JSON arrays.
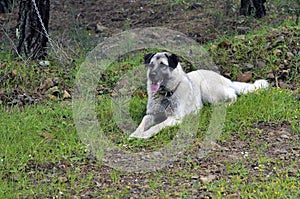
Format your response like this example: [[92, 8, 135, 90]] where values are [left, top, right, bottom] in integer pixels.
[[0, 0, 299, 198]]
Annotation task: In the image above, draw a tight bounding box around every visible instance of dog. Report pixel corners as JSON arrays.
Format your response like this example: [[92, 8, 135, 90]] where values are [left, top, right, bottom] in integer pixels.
[[129, 52, 269, 139]]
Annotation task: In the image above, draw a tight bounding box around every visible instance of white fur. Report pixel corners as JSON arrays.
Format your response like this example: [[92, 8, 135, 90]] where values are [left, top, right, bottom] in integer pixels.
[[129, 53, 269, 139]]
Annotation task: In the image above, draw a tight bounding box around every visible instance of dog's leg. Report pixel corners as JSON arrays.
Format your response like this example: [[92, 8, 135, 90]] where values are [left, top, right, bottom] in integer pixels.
[[129, 115, 154, 138], [129, 117, 180, 139]]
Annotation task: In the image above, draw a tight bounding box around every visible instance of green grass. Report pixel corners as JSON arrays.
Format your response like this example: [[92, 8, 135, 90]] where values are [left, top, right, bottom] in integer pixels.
[[0, 18, 300, 198], [0, 88, 299, 198]]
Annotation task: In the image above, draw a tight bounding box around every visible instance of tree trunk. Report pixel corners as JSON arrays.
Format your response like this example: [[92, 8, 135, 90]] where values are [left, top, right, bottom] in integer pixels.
[[16, 0, 50, 59], [240, 0, 266, 18], [0, 0, 13, 13]]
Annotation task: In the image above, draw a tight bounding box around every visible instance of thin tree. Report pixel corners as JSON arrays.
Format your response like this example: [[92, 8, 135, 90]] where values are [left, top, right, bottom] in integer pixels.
[[0, 0, 13, 13], [16, 0, 50, 59], [240, 0, 266, 18]]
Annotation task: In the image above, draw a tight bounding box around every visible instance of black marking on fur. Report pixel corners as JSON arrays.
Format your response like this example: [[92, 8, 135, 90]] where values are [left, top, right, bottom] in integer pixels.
[[165, 53, 179, 69], [144, 53, 156, 64]]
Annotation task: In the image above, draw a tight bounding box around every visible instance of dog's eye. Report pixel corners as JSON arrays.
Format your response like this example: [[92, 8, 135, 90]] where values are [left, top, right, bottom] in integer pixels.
[[146, 63, 154, 68], [160, 63, 168, 70]]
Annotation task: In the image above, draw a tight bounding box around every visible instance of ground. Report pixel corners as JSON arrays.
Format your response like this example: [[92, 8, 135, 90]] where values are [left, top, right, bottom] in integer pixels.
[[0, 0, 299, 198]]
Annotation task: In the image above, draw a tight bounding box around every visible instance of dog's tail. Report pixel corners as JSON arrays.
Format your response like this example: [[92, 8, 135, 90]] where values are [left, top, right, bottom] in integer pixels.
[[231, 79, 269, 95]]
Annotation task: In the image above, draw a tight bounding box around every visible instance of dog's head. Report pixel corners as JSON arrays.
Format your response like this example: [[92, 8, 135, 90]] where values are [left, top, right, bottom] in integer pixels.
[[144, 52, 179, 93]]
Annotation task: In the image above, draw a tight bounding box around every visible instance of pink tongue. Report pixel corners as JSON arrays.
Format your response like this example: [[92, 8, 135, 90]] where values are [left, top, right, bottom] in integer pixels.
[[151, 83, 160, 93]]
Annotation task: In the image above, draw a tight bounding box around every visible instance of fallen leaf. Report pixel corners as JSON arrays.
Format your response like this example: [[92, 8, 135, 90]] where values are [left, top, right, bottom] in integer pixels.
[[46, 86, 60, 96], [1, 62, 6, 68], [40, 78, 54, 93], [218, 40, 231, 48], [273, 49, 282, 56], [200, 174, 217, 184], [11, 69, 17, 77], [256, 60, 266, 68], [40, 133, 55, 140], [237, 71, 252, 82], [63, 90, 71, 99], [234, 35, 246, 40]]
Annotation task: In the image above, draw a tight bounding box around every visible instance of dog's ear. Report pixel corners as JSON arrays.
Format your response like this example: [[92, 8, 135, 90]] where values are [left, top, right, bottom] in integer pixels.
[[166, 53, 179, 69], [144, 53, 155, 64]]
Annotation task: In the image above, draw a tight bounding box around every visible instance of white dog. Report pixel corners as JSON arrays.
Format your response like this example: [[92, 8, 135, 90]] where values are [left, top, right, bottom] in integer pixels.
[[129, 52, 269, 139]]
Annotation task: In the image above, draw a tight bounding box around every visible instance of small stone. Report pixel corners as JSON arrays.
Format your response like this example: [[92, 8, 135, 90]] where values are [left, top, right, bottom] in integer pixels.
[[280, 134, 289, 139], [275, 149, 288, 154], [96, 23, 109, 33], [273, 35, 285, 46], [39, 60, 50, 67], [286, 52, 294, 60], [191, 175, 199, 180], [244, 63, 254, 69]]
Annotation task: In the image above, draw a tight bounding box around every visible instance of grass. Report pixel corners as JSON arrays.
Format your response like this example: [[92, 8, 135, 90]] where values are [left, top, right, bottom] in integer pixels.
[[0, 14, 300, 199]]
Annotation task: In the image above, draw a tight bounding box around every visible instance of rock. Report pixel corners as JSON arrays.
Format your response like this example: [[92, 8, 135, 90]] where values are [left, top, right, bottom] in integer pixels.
[[237, 71, 252, 82], [244, 63, 254, 69], [275, 149, 288, 154], [191, 175, 199, 180], [39, 60, 50, 67], [280, 134, 289, 139], [96, 23, 109, 33], [286, 52, 294, 60]]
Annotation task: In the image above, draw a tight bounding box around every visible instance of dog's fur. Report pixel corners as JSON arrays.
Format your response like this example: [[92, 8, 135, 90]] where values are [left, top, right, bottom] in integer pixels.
[[129, 52, 269, 139]]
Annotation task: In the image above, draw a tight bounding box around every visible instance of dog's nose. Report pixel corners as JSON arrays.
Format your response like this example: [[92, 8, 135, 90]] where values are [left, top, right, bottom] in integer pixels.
[[149, 71, 157, 78]]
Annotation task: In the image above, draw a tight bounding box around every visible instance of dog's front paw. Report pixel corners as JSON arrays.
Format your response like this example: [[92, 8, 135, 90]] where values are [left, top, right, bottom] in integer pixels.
[[128, 129, 153, 140]]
